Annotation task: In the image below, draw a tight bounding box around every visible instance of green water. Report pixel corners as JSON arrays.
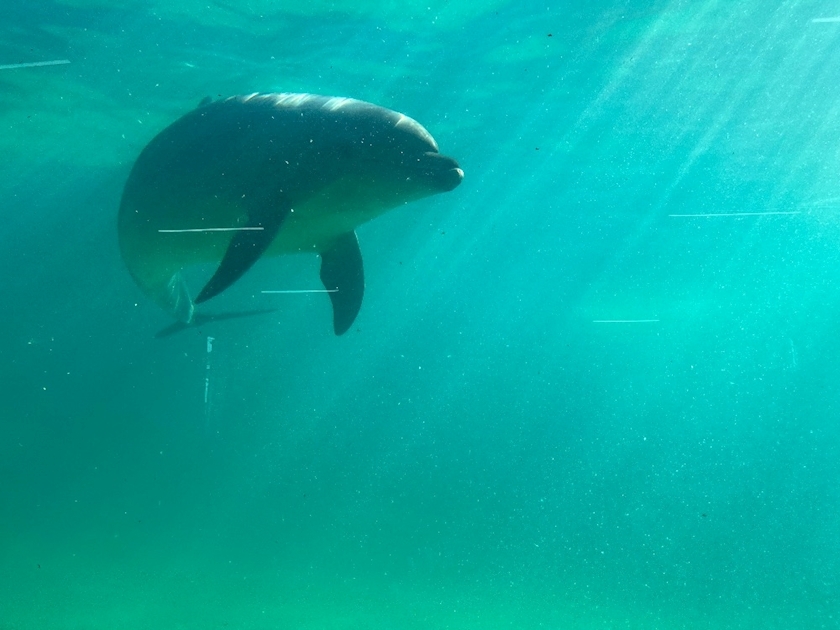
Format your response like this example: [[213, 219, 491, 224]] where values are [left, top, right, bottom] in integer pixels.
[[2, 1, 839, 628]]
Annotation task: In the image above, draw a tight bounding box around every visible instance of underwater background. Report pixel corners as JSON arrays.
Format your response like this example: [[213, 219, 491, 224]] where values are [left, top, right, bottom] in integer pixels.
[[2, 0, 840, 628]]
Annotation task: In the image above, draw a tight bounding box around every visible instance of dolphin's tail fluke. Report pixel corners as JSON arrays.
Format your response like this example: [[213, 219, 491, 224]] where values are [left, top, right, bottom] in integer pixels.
[[154, 308, 277, 338]]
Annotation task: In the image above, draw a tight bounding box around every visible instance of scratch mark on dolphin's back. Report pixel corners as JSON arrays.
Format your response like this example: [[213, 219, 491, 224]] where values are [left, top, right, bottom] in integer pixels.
[[395, 114, 438, 151], [323, 97, 359, 112], [275, 93, 314, 108]]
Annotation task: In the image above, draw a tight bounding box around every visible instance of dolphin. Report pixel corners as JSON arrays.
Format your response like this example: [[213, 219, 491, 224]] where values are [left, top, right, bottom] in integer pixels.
[[118, 92, 463, 334]]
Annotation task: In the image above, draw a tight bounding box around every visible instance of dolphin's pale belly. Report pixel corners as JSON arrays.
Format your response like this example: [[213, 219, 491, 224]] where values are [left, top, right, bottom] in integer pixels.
[[268, 177, 406, 256], [136, 176, 395, 267], [266, 203, 369, 255]]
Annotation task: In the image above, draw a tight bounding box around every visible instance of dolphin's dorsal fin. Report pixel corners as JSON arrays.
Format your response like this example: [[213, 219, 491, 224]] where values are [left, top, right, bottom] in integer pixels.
[[198, 96, 213, 108], [320, 231, 364, 335]]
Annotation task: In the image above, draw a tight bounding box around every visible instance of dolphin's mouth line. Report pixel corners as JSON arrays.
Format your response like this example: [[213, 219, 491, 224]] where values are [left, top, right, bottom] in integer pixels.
[[406, 154, 461, 174]]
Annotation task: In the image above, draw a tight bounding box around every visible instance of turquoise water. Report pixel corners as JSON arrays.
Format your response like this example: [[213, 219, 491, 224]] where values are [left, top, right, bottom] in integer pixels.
[[2, 1, 840, 628]]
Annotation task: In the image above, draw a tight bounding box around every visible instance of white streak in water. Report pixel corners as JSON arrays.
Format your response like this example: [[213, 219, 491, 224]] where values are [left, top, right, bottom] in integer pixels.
[[789, 338, 798, 370], [261, 289, 338, 294], [0, 59, 70, 70], [669, 212, 800, 217], [593, 319, 660, 323], [158, 227, 264, 233]]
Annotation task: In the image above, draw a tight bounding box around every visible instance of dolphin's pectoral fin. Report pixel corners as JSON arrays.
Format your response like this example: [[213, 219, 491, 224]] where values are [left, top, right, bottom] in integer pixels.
[[195, 200, 290, 304], [320, 231, 364, 335]]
